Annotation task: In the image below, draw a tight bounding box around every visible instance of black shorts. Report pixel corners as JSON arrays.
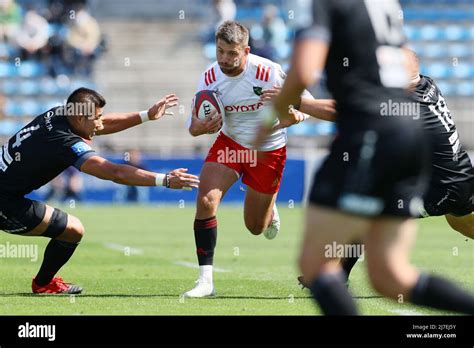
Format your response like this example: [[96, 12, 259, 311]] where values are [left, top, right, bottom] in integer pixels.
[[0, 197, 67, 235], [309, 127, 430, 218], [420, 179, 474, 217]]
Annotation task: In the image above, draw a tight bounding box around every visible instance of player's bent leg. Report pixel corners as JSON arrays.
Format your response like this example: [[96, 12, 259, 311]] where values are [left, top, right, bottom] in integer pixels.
[[19, 203, 84, 294], [300, 205, 368, 315], [243, 187, 277, 237], [55, 214, 85, 243], [367, 218, 474, 314], [184, 162, 238, 298], [365, 218, 419, 300], [196, 162, 239, 219], [300, 205, 368, 282], [445, 213, 474, 239]]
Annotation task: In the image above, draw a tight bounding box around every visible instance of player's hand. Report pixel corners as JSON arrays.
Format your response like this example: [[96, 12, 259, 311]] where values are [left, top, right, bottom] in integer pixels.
[[273, 106, 306, 130], [147, 94, 179, 121], [167, 168, 200, 190], [189, 108, 223, 136], [260, 85, 282, 102]]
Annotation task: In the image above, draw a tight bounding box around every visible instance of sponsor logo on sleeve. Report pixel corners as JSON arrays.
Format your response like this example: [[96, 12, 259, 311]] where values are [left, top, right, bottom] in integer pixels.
[[71, 142, 92, 155]]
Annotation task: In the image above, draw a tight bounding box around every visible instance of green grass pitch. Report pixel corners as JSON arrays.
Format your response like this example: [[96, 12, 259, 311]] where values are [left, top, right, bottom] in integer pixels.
[[0, 205, 472, 315]]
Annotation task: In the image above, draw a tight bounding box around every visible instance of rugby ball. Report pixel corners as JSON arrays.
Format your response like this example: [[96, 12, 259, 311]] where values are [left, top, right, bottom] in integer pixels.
[[193, 90, 225, 133]]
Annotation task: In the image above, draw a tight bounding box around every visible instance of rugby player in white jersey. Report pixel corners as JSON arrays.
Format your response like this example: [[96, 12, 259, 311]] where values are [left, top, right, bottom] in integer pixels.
[[183, 20, 331, 297]]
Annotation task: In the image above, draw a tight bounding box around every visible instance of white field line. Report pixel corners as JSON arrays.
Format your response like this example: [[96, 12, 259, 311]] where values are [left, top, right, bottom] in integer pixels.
[[103, 242, 144, 255], [387, 308, 424, 316], [174, 260, 231, 273]]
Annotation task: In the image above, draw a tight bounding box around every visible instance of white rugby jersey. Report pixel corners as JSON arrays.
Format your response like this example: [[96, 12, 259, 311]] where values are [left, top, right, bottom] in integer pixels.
[[192, 53, 313, 151]]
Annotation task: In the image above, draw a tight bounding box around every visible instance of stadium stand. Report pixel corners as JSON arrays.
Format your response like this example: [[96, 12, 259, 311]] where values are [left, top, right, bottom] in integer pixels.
[[0, 0, 100, 138]]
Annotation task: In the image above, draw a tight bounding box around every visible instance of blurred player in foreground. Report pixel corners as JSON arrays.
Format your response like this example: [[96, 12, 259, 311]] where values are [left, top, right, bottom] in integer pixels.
[[0, 88, 199, 294], [334, 49, 473, 282], [183, 20, 332, 298], [259, 0, 474, 314], [263, 49, 473, 285]]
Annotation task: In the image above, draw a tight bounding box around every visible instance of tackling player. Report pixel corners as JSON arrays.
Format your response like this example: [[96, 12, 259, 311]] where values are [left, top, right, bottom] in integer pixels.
[[269, 50, 473, 235], [261, 0, 474, 314], [337, 50, 474, 282], [264, 50, 474, 285], [0, 88, 199, 294]]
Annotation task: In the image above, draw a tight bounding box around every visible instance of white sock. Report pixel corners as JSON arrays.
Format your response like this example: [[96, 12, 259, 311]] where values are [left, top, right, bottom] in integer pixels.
[[199, 265, 213, 283]]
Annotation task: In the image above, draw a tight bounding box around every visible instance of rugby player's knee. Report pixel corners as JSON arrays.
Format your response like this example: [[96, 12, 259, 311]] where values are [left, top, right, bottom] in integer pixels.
[[367, 255, 417, 299], [244, 219, 266, 235], [59, 215, 85, 243], [197, 193, 220, 215], [446, 214, 474, 239]]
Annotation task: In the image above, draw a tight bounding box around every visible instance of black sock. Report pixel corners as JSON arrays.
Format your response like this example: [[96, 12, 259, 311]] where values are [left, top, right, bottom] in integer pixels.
[[35, 239, 79, 286], [340, 241, 362, 280], [341, 255, 360, 280], [310, 271, 359, 315], [194, 217, 217, 266], [410, 273, 474, 315]]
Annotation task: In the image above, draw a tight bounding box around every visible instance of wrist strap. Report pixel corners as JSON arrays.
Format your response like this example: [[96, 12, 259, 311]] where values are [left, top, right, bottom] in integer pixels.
[[155, 173, 165, 186], [139, 110, 149, 123]]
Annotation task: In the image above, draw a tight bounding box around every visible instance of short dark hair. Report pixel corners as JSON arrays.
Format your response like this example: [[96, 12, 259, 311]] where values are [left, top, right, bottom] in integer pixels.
[[215, 20, 249, 47], [67, 87, 106, 110]]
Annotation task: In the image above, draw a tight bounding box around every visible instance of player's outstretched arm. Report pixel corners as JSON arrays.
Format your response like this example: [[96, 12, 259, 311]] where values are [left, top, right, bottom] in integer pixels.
[[95, 94, 179, 135], [253, 40, 329, 148], [188, 108, 222, 137], [80, 155, 199, 189], [299, 98, 337, 122], [260, 86, 337, 124]]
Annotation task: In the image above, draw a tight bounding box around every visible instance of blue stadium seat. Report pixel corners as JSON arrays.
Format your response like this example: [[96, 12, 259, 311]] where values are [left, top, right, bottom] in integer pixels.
[[20, 100, 41, 117], [0, 62, 16, 78], [404, 25, 420, 41], [39, 77, 60, 96], [423, 63, 450, 79], [448, 44, 471, 58], [4, 99, 41, 118], [287, 122, 336, 136], [435, 81, 455, 96], [48, 23, 68, 39], [452, 63, 472, 79], [42, 100, 62, 111], [1, 80, 19, 96], [423, 44, 444, 58], [17, 61, 46, 78], [419, 26, 442, 41], [455, 81, 474, 96], [18, 80, 40, 96], [0, 43, 20, 58], [4, 100, 23, 117], [0, 120, 23, 136], [236, 7, 264, 21], [443, 25, 470, 41], [407, 43, 423, 57], [401, 0, 474, 4], [69, 79, 96, 92], [404, 8, 474, 21]]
